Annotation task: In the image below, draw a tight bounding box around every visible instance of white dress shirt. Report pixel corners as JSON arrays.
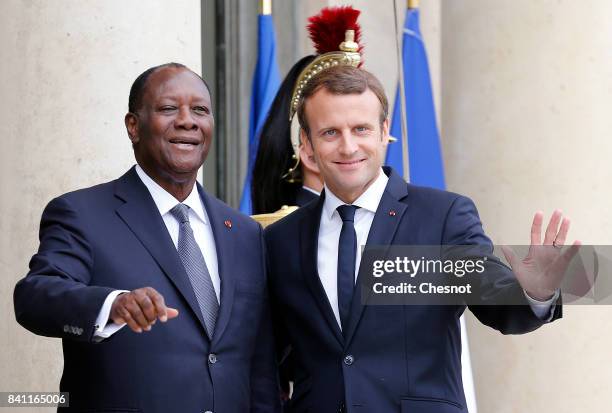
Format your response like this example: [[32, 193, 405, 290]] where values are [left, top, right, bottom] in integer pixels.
[[318, 170, 388, 327], [316, 168, 555, 329], [302, 185, 321, 196], [93, 165, 220, 339]]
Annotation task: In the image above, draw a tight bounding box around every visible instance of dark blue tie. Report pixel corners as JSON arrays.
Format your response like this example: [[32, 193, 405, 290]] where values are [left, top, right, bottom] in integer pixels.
[[170, 204, 219, 338], [337, 204, 359, 332]]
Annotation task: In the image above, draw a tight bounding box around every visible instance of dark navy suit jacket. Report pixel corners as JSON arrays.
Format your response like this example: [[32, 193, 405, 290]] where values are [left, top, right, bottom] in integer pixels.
[[265, 167, 561, 413], [14, 167, 279, 413], [295, 187, 319, 208]]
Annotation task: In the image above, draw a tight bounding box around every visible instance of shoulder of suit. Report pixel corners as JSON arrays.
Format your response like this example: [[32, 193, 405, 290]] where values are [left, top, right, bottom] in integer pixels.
[[403, 182, 473, 208], [54, 178, 117, 205]]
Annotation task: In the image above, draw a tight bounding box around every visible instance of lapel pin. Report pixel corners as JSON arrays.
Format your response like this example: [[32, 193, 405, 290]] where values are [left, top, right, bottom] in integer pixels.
[[224, 220, 232, 229], [388, 210, 396, 217]]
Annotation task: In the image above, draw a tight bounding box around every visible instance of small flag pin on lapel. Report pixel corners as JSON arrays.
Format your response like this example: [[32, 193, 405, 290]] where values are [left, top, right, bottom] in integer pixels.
[[224, 220, 232, 229], [388, 210, 396, 216]]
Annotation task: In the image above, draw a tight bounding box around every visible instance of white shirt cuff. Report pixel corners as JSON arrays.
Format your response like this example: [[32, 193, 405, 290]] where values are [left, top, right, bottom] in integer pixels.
[[93, 290, 129, 342], [524, 289, 560, 322]]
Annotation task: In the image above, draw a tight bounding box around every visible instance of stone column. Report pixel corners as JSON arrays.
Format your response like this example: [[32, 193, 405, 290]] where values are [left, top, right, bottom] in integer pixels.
[[442, 1, 612, 411], [0, 0, 201, 406]]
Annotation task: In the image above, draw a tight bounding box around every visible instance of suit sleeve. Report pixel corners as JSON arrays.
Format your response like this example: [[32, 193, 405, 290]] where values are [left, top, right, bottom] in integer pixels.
[[249, 224, 281, 413], [13, 195, 115, 342], [442, 195, 561, 334]]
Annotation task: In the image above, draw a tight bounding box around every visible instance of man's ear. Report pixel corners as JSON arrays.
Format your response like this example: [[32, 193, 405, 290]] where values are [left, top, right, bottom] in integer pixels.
[[381, 118, 390, 147], [125, 113, 139, 144], [300, 129, 314, 156], [299, 142, 320, 174]]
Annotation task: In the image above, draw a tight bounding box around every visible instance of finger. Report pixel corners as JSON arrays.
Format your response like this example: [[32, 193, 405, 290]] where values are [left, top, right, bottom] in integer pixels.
[[548, 240, 582, 284], [530, 211, 544, 246], [125, 299, 152, 331], [166, 308, 179, 319], [543, 210, 562, 245], [119, 307, 142, 333], [146, 288, 169, 322], [136, 295, 157, 324], [554, 217, 571, 247], [132, 287, 157, 324]]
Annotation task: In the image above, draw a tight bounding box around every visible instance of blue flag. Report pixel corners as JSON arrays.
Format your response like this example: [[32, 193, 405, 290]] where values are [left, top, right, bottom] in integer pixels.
[[239, 14, 281, 214], [386, 8, 445, 190]]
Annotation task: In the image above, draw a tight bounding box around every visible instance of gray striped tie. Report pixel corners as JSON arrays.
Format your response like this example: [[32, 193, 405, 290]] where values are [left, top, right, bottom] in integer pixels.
[[170, 203, 218, 338]]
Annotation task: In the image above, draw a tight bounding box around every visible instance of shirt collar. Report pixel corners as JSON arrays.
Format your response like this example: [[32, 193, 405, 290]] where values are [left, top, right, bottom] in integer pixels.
[[302, 185, 321, 196], [323, 168, 389, 220], [135, 164, 208, 225]]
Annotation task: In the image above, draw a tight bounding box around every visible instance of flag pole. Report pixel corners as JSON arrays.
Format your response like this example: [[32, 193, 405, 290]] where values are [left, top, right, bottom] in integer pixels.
[[394, 0, 411, 181], [408, 0, 419, 9], [241, 0, 279, 213], [259, 0, 271, 15]]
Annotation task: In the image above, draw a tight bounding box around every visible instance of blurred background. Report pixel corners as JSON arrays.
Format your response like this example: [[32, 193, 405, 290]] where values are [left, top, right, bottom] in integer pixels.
[[1, 1, 611, 412]]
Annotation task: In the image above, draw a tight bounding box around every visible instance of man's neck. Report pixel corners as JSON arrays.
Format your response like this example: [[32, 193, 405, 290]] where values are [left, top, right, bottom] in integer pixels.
[[137, 164, 197, 202], [302, 172, 323, 194], [162, 181, 196, 202]]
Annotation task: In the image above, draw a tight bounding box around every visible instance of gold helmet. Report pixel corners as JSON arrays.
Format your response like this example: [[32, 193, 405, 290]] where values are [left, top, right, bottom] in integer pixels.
[[284, 6, 364, 182], [251, 6, 365, 219]]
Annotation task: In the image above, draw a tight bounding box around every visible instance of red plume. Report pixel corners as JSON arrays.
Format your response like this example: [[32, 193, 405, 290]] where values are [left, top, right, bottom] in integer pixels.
[[307, 6, 363, 59]]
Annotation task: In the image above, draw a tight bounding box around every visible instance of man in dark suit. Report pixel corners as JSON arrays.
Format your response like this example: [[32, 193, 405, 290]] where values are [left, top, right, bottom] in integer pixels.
[[14, 63, 279, 412], [265, 65, 578, 412]]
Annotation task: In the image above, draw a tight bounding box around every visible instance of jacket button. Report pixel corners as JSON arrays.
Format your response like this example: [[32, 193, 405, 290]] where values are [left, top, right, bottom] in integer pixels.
[[343, 355, 354, 365], [203, 411, 213, 413], [208, 353, 217, 364]]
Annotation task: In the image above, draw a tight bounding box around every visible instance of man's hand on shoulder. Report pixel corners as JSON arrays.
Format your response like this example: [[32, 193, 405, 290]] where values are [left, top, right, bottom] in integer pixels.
[[110, 287, 179, 333], [502, 209, 581, 301]]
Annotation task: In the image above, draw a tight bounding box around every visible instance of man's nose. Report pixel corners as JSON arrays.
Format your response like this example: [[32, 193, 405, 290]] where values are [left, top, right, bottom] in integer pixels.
[[174, 107, 197, 130], [338, 131, 358, 155]]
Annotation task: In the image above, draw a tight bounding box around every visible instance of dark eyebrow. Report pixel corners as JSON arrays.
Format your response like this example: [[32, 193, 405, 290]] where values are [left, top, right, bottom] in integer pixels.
[[156, 95, 210, 102], [354, 122, 375, 128]]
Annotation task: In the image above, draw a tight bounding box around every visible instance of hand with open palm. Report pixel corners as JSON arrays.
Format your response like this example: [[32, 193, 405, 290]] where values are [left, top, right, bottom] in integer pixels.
[[502, 210, 581, 301]]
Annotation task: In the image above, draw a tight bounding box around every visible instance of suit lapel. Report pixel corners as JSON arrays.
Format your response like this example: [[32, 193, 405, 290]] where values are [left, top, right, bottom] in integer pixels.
[[114, 167, 209, 335], [299, 194, 345, 347], [344, 169, 410, 347], [197, 187, 236, 346]]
